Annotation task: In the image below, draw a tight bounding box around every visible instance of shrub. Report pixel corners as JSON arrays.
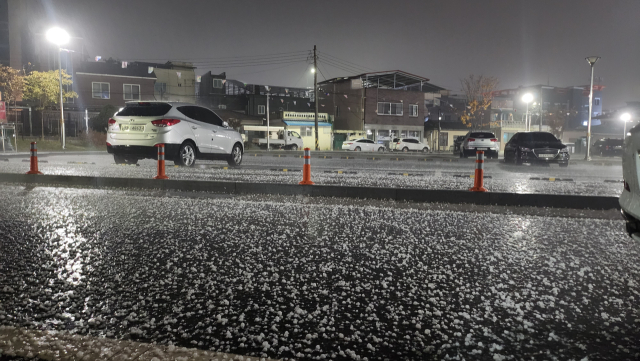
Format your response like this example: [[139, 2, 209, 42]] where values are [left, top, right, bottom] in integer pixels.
[[89, 104, 117, 133]]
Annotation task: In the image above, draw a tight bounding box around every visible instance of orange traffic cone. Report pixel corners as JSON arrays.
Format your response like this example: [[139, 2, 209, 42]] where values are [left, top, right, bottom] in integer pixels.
[[153, 143, 169, 179], [299, 147, 314, 185], [26, 142, 43, 175], [469, 150, 487, 192]]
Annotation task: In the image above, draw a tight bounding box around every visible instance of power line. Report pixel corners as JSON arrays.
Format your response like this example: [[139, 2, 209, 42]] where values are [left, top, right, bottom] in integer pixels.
[[120, 50, 310, 63], [191, 55, 309, 66], [318, 58, 360, 76], [318, 51, 376, 72]]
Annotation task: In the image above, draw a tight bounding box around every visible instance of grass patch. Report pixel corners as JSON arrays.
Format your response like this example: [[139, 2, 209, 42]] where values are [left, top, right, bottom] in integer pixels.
[[14, 131, 107, 152]]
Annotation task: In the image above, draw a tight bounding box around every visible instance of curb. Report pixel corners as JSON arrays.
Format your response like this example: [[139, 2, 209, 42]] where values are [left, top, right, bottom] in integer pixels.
[[530, 177, 574, 182], [0, 173, 620, 210]]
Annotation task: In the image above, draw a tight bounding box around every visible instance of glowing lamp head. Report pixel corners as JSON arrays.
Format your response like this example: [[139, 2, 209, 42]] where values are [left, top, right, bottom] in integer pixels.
[[521, 93, 534, 104], [621, 113, 631, 122], [46, 27, 70, 46]]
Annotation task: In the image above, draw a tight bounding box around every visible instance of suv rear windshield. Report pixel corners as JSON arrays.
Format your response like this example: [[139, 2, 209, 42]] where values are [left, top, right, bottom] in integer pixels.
[[392, 138, 400, 142], [469, 132, 495, 138], [520, 132, 558, 142], [116, 103, 172, 116]]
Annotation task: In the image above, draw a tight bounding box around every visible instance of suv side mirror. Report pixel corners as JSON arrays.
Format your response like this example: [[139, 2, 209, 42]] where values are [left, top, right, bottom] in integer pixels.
[[222, 121, 230, 128]]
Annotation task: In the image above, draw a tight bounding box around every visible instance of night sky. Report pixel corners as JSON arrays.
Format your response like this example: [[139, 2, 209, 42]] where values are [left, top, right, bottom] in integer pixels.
[[48, 0, 640, 108]]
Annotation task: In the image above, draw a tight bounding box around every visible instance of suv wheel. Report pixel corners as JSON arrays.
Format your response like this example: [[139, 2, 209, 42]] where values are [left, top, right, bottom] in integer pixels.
[[354, 146, 361, 151], [377, 147, 385, 152], [402, 147, 409, 152], [290, 144, 298, 151], [422, 147, 429, 153], [227, 143, 243, 167], [175, 142, 196, 167]]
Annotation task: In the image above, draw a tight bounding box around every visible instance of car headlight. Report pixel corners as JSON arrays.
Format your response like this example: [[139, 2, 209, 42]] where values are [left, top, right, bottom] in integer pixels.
[[559, 148, 568, 153]]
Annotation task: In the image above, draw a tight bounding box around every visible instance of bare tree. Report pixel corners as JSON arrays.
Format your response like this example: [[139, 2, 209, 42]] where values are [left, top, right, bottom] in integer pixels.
[[226, 117, 242, 131], [460, 75, 499, 129]]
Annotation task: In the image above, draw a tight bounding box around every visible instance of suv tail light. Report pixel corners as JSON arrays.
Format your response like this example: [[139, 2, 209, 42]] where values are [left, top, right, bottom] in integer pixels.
[[490, 138, 498, 142], [108, 118, 116, 125], [396, 142, 401, 144], [151, 119, 181, 127], [624, 180, 631, 192], [468, 138, 475, 142]]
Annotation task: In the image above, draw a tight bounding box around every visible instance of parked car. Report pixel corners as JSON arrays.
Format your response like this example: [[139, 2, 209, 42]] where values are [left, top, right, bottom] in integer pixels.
[[621, 125, 640, 240], [503, 131, 569, 167], [593, 138, 623, 157], [342, 138, 385, 152], [390, 138, 430, 152], [460, 132, 499, 158], [106, 101, 244, 167]]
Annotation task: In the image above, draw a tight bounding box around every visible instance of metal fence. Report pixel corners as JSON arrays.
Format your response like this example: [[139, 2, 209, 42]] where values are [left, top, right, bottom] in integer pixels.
[[5, 109, 99, 137]]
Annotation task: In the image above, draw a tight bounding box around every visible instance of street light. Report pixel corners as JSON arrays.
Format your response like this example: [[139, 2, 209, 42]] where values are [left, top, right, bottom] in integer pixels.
[[46, 27, 70, 149], [521, 93, 533, 131], [621, 112, 631, 138], [584, 56, 600, 161]]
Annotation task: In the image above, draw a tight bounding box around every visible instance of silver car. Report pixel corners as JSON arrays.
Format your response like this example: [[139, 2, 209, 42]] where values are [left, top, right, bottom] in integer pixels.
[[107, 101, 244, 167], [460, 131, 499, 158]]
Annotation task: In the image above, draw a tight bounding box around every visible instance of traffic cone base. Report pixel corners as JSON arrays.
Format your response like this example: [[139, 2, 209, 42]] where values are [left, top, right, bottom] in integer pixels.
[[299, 147, 314, 185], [26, 142, 43, 175], [154, 144, 169, 179], [469, 151, 487, 192]]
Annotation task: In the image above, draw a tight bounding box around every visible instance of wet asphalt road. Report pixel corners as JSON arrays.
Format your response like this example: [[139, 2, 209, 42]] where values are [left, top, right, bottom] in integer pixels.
[[0, 152, 624, 196], [0, 186, 638, 360]]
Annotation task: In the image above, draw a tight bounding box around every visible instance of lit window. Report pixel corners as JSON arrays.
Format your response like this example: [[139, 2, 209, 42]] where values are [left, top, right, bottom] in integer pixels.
[[218, 104, 227, 109], [123, 84, 140, 100], [92, 82, 110, 99], [258, 105, 265, 115]]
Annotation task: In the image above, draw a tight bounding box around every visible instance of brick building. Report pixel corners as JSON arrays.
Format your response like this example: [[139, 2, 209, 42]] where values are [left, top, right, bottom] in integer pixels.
[[318, 71, 446, 147]]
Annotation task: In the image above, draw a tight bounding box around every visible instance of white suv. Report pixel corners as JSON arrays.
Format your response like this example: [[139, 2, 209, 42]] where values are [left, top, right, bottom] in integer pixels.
[[391, 138, 430, 152], [107, 102, 244, 167]]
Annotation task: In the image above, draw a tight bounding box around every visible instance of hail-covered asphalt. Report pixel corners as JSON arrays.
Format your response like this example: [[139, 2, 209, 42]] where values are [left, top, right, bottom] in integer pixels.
[[0, 154, 624, 196], [0, 186, 638, 361]]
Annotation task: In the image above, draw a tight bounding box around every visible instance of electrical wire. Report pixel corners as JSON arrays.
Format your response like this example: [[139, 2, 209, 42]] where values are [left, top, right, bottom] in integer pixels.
[[118, 50, 310, 63], [318, 51, 376, 73]]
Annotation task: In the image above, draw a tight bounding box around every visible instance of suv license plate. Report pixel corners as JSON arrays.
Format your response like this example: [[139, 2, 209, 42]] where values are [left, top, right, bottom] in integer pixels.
[[477, 148, 487, 150], [121, 125, 144, 132], [539, 154, 555, 158]]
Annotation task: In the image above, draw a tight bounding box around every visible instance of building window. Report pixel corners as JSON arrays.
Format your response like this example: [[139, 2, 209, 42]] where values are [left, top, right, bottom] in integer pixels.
[[594, 98, 600, 106], [408, 131, 421, 139], [400, 130, 407, 138], [377, 102, 403, 115], [409, 104, 418, 117], [302, 127, 313, 137], [258, 105, 265, 115], [92, 82, 110, 99], [123, 84, 140, 100], [218, 104, 227, 109], [213, 79, 223, 88]]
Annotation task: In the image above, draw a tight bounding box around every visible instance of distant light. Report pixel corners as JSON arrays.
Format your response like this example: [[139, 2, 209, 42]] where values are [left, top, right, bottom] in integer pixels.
[[45, 27, 70, 46], [621, 112, 631, 122], [583, 121, 588, 126], [311, 68, 316, 73], [585, 56, 601, 66], [95, 56, 102, 62], [521, 93, 533, 103]]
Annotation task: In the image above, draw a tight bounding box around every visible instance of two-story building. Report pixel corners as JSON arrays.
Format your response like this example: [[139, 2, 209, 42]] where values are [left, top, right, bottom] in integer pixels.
[[318, 70, 446, 148], [73, 60, 156, 112]]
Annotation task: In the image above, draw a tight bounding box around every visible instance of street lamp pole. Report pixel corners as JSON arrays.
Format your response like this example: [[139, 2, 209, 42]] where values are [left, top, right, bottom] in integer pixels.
[[621, 113, 631, 139], [584, 56, 600, 161], [46, 27, 70, 150], [57, 48, 65, 149], [521, 93, 533, 132]]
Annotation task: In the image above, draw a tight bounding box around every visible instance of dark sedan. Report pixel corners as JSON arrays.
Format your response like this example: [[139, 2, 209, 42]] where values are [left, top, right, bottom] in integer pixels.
[[593, 138, 623, 157], [504, 131, 570, 167]]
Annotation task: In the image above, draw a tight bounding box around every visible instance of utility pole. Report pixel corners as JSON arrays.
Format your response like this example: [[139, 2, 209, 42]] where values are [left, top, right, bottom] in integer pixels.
[[57, 48, 66, 149], [314, 45, 319, 151], [266, 89, 270, 151]]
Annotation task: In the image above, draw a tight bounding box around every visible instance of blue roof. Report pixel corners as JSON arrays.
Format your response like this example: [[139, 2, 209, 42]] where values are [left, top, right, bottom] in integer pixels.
[[284, 121, 332, 127]]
